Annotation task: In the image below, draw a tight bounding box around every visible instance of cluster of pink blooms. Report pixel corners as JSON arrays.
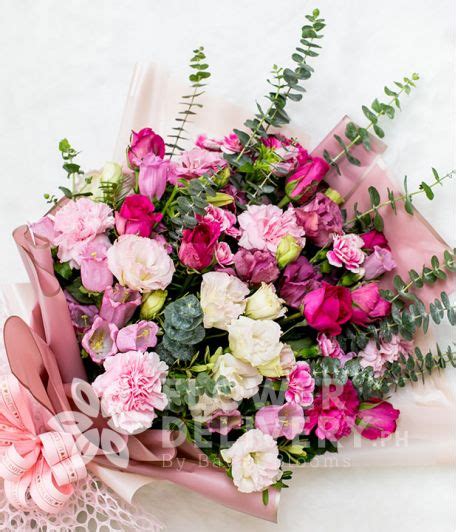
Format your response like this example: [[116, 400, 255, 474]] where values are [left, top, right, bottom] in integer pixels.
[[32, 125, 406, 494]]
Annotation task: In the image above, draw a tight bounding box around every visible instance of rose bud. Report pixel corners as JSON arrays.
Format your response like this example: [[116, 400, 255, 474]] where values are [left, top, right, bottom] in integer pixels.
[[276, 235, 302, 269], [285, 157, 329, 204], [351, 283, 391, 326], [140, 289, 168, 319], [127, 127, 165, 168], [356, 399, 400, 440]]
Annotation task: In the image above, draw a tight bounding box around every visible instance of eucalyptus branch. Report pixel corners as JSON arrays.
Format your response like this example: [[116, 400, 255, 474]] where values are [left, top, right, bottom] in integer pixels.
[[167, 47, 210, 158]]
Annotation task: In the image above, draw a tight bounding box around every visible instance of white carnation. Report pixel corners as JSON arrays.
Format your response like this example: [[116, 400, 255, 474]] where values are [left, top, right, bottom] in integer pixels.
[[200, 271, 249, 330], [213, 353, 263, 401]]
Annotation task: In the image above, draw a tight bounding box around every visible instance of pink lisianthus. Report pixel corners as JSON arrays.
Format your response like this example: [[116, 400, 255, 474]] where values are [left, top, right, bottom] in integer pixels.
[[317, 333, 354, 367], [53, 198, 114, 267], [30, 215, 58, 242], [356, 399, 400, 440], [215, 242, 234, 266], [255, 403, 305, 440], [116, 320, 159, 352], [202, 204, 239, 237], [279, 256, 322, 309], [285, 157, 329, 204], [238, 204, 305, 253], [64, 291, 98, 334], [351, 284, 391, 326], [207, 409, 242, 435], [138, 154, 175, 201], [364, 246, 396, 280], [195, 134, 223, 151], [115, 194, 163, 237], [233, 248, 280, 285], [304, 381, 360, 441], [127, 128, 165, 168], [303, 282, 353, 336], [92, 350, 168, 434], [82, 316, 118, 363], [327, 233, 366, 273], [173, 147, 227, 181], [285, 361, 315, 406], [221, 132, 243, 154], [178, 221, 221, 271], [80, 234, 113, 292], [360, 230, 390, 251], [99, 284, 142, 328], [295, 193, 344, 247]]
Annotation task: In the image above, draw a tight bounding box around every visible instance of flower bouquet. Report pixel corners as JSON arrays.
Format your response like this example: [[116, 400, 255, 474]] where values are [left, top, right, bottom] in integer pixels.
[[2, 7, 455, 529]]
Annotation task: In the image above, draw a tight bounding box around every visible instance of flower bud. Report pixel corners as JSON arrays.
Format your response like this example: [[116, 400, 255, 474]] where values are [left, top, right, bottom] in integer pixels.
[[324, 187, 344, 205], [206, 192, 234, 207], [212, 166, 231, 187], [245, 283, 286, 320], [276, 235, 302, 269], [139, 290, 167, 319]]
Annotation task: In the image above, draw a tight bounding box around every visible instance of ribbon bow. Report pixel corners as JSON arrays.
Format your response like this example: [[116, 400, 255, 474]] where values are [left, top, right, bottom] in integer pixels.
[[0, 374, 87, 514]]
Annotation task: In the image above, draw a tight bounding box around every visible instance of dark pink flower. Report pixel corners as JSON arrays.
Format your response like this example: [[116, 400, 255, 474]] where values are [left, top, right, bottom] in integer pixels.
[[285, 157, 329, 204], [351, 283, 391, 326], [233, 248, 280, 285], [295, 193, 344, 247], [221, 132, 243, 154], [99, 284, 141, 328], [128, 128, 165, 168], [285, 362, 315, 407], [178, 221, 221, 271], [360, 230, 390, 251], [115, 194, 163, 237], [356, 399, 400, 440], [195, 134, 223, 151], [255, 403, 305, 440], [279, 256, 322, 309], [303, 282, 353, 336], [207, 409, 242, 436]]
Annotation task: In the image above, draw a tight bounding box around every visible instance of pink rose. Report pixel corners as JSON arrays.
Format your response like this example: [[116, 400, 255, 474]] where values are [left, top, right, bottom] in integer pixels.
[[285, 157, 329, 203], [116, 320, 159, 352], [364, 246, 396, 280], [92, 350, 168, 434], [99, 284, 141, 328], [295, 193, 343, 247], [138, 154, 175, 201], [279, 256, 322, 309], [303, 282, 353, 336], [115, 194, 162, 237], [82, 316, 118, 363], [327, 233, 366, 273], [178, 221, 221, 271], [174, 147, 227, 181], [351, 284, 391, 326], [195, 134, 222, 151], [285, 361, 315, 406], [128, 128, 165, 168], [238, 204, 305, 253], [80, 234, 113, 292], [221, 132, 243, 154], [53, 198, 114, 267], [233, 248, 280, 284], [215, 242, 234, 266], [255, 403, 305, 440], [360, 230, 390, 251], [207, 409, 242, 435], [356, 399, 400, 440]]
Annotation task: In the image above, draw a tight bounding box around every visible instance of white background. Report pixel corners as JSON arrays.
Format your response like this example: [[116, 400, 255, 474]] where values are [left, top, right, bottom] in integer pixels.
[[0, 1, 455, 530]]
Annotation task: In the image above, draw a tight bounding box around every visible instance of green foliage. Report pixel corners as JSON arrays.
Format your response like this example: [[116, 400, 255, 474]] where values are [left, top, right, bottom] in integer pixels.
[[323, 73, 419, 174], [168, 47, 210, 157], [58, 138, 85, 195], [158, 295, 205, 364]]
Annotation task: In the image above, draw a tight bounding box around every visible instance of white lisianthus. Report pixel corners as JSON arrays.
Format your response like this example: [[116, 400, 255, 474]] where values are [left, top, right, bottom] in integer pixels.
[[200, 272, 249, 330], [189, 391, 238, 424], [221, 429, 282, 493], [228, 316, 283, 368], [244, 283, 286, 320], [257, 343, 296, 378], [83, 161, 123, 198], [213, 353, 263, 401]]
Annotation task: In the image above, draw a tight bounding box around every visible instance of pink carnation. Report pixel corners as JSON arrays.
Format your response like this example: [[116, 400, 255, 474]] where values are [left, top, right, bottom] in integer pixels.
[[327, 233, 365, 273], [173, 147, 227, 181], [317, 333, 354, 367], [359, 336, 413, 377], [221, 133, 243, 155], [92, 350, 168, 434], [238, 204, 305, 253], [202, 205, 239, 237], [215, 242, 234, 266], [285, 361, 315, 407], [53, 198, 114, 267], [195, 134, 222, 151]]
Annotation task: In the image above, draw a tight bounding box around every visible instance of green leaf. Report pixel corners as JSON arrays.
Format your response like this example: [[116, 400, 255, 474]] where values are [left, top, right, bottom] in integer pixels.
[[54, 261, 73, 280], [368, 186, 381, 207], [362, 105, 378, 124], [420, 181, 434, 200], [262, 489, 269, 506]]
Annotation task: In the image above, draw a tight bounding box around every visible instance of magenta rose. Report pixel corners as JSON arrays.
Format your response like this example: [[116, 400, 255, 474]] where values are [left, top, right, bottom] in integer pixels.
[[295, 193, 343, 247], [360, 230, 390, 251], [303, 282, 353, 336], [127, 128, 165, 168], [115, 194, 163, 238], [233, 248, 280, 284], [285, 157, 329, 204], [356, 399, 400, 440], [351, 283, 391, 326], [279, 256, 322, 309], [178, 221, 221, 271]]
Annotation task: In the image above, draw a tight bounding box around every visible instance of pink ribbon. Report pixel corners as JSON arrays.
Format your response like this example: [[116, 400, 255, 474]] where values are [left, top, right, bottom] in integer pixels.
[[0, 374, 87, 514]]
